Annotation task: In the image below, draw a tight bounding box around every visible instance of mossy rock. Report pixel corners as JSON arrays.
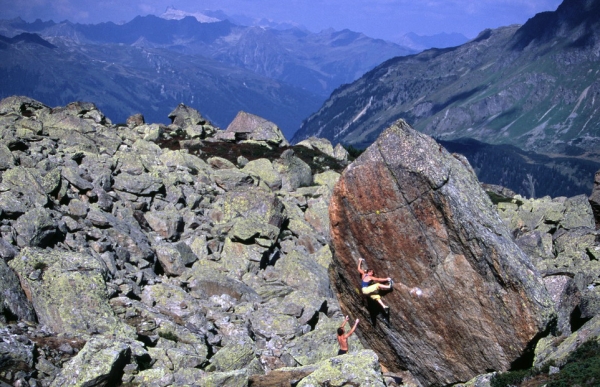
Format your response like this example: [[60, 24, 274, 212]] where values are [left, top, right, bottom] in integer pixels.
[[296, 349, 385, 387]]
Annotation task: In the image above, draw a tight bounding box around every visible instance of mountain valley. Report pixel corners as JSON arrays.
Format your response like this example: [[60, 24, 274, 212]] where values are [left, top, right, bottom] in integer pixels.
[[0, 15, 413, 138]]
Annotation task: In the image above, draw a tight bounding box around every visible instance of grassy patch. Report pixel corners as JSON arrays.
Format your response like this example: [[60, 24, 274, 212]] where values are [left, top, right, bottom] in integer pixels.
[[491, 339, 600, 387], [157, 134, 348, 174], [158, 330, 179, 342]]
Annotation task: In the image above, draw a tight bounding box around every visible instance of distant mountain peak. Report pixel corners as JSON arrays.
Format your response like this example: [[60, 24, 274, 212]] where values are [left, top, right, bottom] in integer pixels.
[[396, 31, 469, 51], [160, 6, 221, 23]]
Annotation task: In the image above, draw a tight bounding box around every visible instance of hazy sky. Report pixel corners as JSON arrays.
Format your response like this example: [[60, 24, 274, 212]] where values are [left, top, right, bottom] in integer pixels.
[[1, 0, 563, 40]]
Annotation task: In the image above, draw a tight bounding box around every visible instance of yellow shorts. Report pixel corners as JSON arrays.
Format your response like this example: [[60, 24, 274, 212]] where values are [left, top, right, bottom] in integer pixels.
[[361, 284, 381, 300]]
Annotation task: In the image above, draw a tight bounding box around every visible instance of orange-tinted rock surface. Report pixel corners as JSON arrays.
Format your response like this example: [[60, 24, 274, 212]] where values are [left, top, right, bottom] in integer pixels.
[[329, 120, 555, 386]]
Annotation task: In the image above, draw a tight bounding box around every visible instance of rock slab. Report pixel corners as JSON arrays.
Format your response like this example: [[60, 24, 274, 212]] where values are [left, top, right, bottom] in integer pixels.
[[329, 119, 555, 386]]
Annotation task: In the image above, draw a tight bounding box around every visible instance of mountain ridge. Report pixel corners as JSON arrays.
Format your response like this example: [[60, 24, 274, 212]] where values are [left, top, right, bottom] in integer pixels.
[[293, 0, 600, 159], [0, 15, 414, 138]]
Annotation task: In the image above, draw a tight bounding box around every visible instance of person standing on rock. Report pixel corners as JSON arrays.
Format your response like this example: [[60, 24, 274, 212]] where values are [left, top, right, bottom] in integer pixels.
[[337, 315, 359, 355], [357, 258, 393, 311]]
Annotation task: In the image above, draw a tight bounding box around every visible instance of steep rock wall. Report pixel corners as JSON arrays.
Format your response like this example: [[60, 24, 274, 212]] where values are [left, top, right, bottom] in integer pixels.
[[329, 119, 555, 386]]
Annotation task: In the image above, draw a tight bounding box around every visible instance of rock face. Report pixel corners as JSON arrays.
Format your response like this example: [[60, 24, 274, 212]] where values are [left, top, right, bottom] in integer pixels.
[[590, 169, 600, 229], [329, 119, 555, 385]]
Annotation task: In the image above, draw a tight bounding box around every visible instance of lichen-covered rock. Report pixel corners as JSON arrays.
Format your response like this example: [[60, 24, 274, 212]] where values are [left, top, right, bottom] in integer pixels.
[[0, 166, 48, 209], [274, 250, 332, 298], [250, 305, 299, 340], [313, 170, 340, 191], [214, 186, 286, 229], [562, 194, 596, 230], [296, 350, 386, 387], [454, 372, 495, 387], [0, 326, 35, 372], [534, 315, 600, 368], [289, 314, 363, 366], [0, 259, 35, 323], [304, 196, 331, 236], [296, 137, 335, 157], [13, 207, 58, 248], [9, 247, 135, 338], [333, 143, 349, 162], [198, 369, 248, 387], [242, 158, 282, 190], [273, 149, 313, 192], [50, 337, 130, 387], [208, 340, 256, 372], [224, 111, 289, 147]]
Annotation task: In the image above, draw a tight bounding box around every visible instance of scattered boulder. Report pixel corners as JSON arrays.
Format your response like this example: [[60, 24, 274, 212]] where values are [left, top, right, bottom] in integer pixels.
[[49, 337, 130, 387], [1, 95, 598, 387], [220, 111, 289, 147], [8, 247, 136, 338]]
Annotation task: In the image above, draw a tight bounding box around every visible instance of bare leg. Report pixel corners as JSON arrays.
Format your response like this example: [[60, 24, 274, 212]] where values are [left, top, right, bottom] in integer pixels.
[[377, 299, 388, 309], [377, 283, 391, 290]]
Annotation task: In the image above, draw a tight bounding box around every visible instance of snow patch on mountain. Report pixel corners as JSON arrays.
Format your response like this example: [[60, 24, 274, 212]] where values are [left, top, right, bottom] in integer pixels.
[[160, 6, 220, 23]]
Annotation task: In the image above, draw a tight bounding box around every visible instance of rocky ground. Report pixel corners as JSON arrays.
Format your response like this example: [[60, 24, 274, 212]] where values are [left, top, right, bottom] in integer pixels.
[[1, 95, 599, 387]]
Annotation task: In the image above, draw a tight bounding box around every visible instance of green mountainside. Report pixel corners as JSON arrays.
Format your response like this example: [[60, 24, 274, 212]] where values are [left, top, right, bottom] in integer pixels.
[[292, 0, 600, 197], [294, 0, 600, 158]]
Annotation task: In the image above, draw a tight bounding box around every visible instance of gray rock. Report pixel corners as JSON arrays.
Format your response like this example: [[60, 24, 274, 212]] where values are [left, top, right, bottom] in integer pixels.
[[543, 275, 580, 335], [144, 210, 183, 241], [13, 207, 57, 248], [0, 259, 35, 323], [50, 337, 130, 387], [273, 149, 313, 192], [61, 166, 94, 192], [0, 143, 15, 170], [0, 166, 48, 209], [113, 172, 163, 195], [126, 113, 145, 128], [168, 103, 207, 128], [0, 238, 18, 261], [590, 170, 600, 229], [223, 111, 288, 147], [8, 247, 135, 338], [0, 327, 35, 372]]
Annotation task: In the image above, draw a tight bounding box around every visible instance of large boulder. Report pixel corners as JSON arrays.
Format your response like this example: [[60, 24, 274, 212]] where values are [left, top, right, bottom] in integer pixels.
[[8, 247, 135, 338], [328, 119, 555, 386], [221, 111, 289, 147]]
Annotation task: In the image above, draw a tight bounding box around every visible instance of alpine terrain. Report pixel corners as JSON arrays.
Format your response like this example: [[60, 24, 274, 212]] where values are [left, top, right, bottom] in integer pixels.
[[0, 13, 414, 139], [293, 0, 600, 197]]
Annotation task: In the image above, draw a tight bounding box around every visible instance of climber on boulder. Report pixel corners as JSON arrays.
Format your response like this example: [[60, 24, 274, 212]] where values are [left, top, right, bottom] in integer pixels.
[[357, 258, 393, 311]]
